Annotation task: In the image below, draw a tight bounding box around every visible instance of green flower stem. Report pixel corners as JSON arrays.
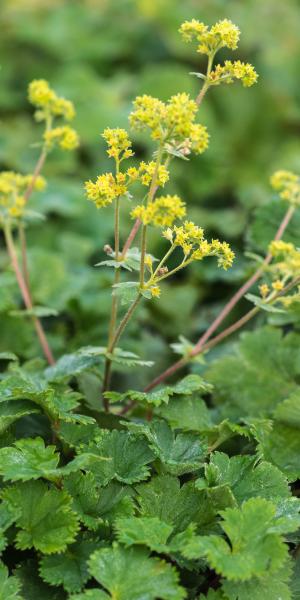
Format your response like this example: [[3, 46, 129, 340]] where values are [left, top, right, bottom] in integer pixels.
[[139, 225, 147, 288], [107, 293, 142, 356], [3, 222, 55, 366], [103, 183, 121, 403], [151, 244, 176, 280], [195, 50, 215, 105]]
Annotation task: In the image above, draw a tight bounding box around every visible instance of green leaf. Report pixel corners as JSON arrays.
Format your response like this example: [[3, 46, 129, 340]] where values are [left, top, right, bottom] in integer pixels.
[[70, 592, 109, 600], [0, 561, 22, 600], [0, 437, 93, 482], [157, 396, 213, 431], [184, 498, 288, 581], [39, 535, 97, 593], [105, 374, 210, 408], [45, 347, 107, 382], [112, 282, 139, 305], [206, 327, 300, 418], [2, 480, 79, 553], [88, 544, 186, 600], [196, 452, 291, 508], [115, 516, 173, 552], [249, 199, 300, 252], [15, 559, 65, 600], [105, 348, 153, 367], [136, 475, 216, 534], [9, 306, 59, 318], [0, 400, 40, 434], [222, 559, 293, 600], [245, 293, 285, 313], [58, 422, 99, 448], [84, 429, 154, 485], [125, 420, 207, 475], [253, 393, 300, 480], [199, 592, 226, 600], [64, 472, 134, 529]]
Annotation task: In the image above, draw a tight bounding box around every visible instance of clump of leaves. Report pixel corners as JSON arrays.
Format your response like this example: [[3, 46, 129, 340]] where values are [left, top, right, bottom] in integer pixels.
[[0, 15, 300, 600]]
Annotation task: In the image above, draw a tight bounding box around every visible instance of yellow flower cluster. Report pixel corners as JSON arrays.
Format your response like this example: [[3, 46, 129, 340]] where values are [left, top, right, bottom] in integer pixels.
[[28, 79, 75, 121], [163, 221, 235, 269], [85, 172, 127, 208], [179, 19, 240, 54], [102, 128, 134, 162], [270, 170, 300, 205], [209, 60, 258, 87], [269, 240, 300, 279], [128, 161, 169, 187], [0, 171, 46, 219], [129, 93, 209, 154], [44, 126, 79, 151], [131, 195, 186, 227]]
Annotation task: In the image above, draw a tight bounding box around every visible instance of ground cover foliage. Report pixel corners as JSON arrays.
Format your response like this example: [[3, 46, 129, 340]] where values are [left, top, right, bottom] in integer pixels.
[[0, 2, 300, 599]]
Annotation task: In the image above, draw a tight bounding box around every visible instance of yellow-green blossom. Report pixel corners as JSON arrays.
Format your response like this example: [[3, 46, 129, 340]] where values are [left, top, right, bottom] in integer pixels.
[[163, 221, 235, 269], [150, 285, 161, 298], [130, 93, 209, 155], [85, 172, 127, 208], [179, 19, 240, 54], [102, 128, 134, 162], [43, 126, 79, 151], [0, 171, 46, 219], [209, 60, 258, 87], [269, 240, 300, 279], [28, 79, 75, 122], [270, 170, 300, 205], [131, 195, 186, 227], [138, 162, 169, 187]]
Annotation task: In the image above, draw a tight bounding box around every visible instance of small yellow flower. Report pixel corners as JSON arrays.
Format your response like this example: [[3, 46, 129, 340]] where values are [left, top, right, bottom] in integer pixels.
[[272, 280, 284, 292], [209, 60, 258, 87], [131, 195, 186, 227], [150, 285, 161, 298], [44, 126, 79, 151], [28, 79, 76, 122], [138, 162, 169, 187], [85, 172, 128, 209], [270, 170, 300, 205], [179, 19, 240, 54], [259, 283, 270, 298], [102, 128, 134, 162]]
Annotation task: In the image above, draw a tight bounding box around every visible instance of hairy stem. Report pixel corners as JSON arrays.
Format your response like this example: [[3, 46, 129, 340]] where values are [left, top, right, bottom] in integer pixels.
[[3, 223, 55, 365], [107, 293, 142, 356], [102, 197, 121, 405]]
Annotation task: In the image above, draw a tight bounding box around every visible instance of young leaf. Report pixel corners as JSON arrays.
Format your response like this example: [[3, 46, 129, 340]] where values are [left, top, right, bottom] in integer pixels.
[[64, 472, 134, 529], [136, 475, 216, 534], [39, 535, 97, 593], [183, 498, 288, 581], [83, 430, 155, 485], [196, 452, 291, 509], [115, 516, 173, 552], [253, 393, 300, 481], [70, 592, 109, 600], [45, 347, 107, 382], [222, 559, 293, 600], [0, 561, 22, 600], [2, 480, 79, 553], [0, 437, 93, 482], [0, 400, 40, 434], [125, 420, 208, 475], [88, 544, 186, 600]]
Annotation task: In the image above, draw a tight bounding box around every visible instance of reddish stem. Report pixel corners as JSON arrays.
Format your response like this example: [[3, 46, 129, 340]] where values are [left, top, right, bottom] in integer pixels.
[[4, 225, 55, 365], [137, 205, 296, 393]]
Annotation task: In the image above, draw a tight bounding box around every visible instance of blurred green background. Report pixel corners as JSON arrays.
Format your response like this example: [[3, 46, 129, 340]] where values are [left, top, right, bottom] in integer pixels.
[[1, 0, 300, 389]]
